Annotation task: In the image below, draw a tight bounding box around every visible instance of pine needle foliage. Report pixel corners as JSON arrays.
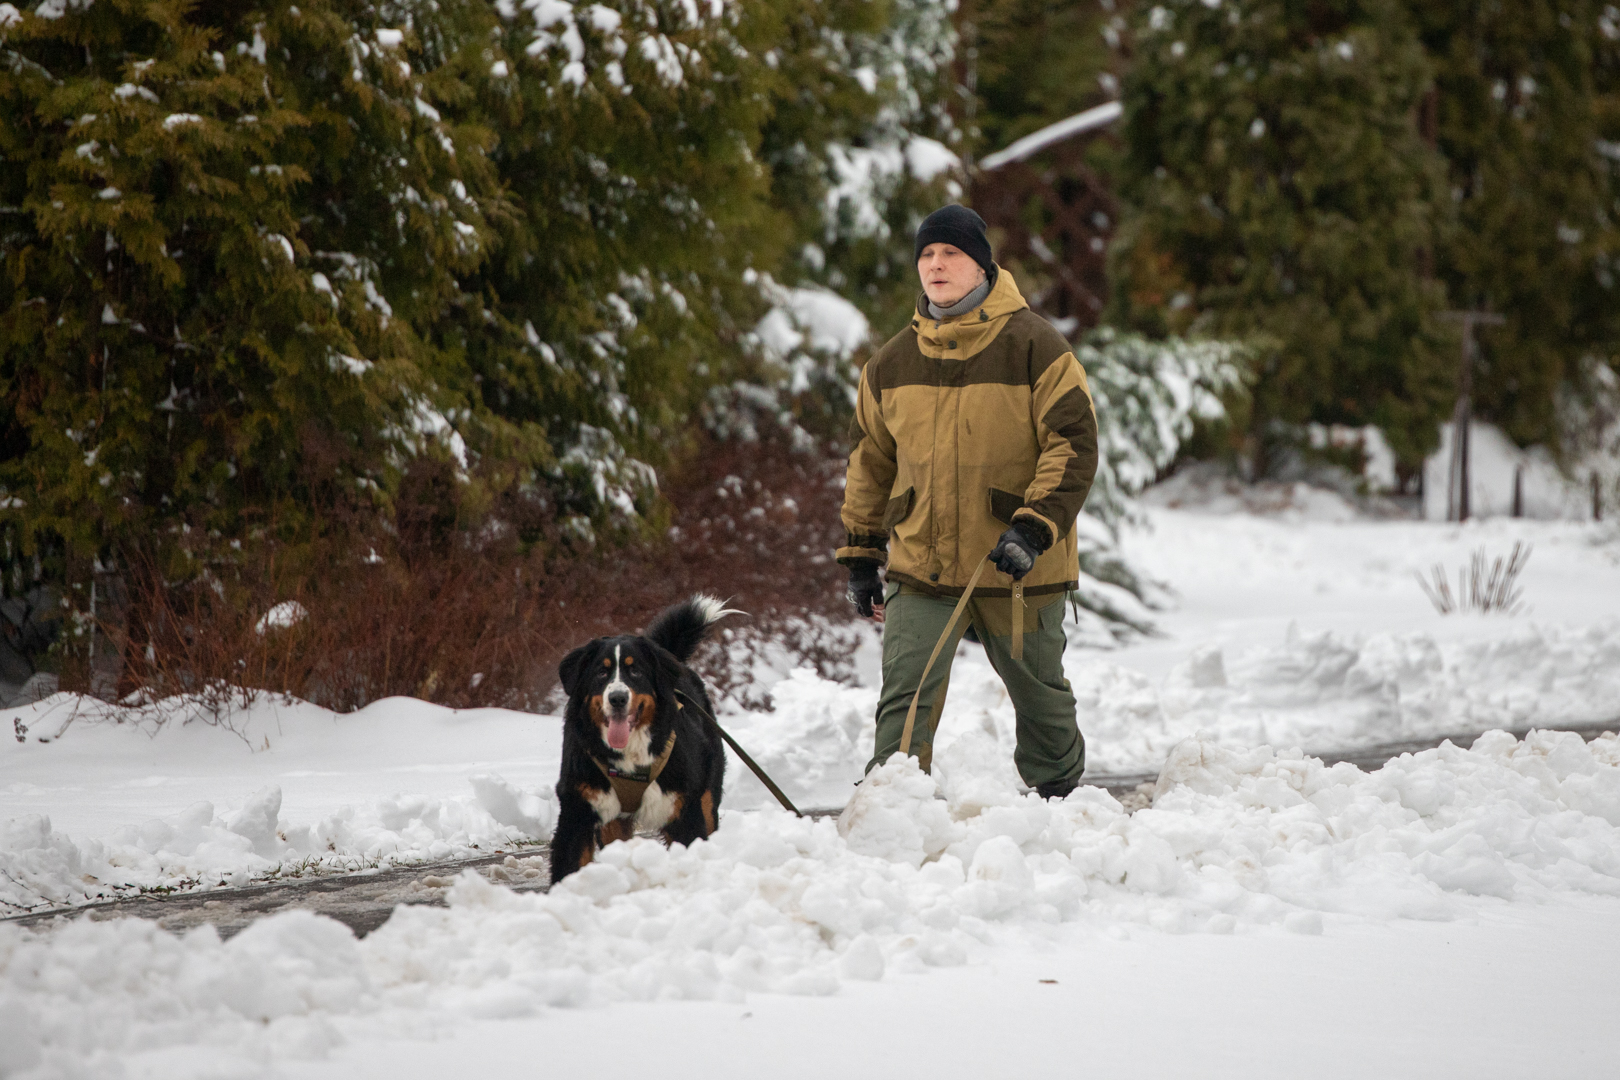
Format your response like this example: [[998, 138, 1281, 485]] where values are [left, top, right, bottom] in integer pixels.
[[1110, 0, 1453, 470], [1, 0, 504, 585], [1, 0, 959, 635], [1414, 0, 1620, 450]]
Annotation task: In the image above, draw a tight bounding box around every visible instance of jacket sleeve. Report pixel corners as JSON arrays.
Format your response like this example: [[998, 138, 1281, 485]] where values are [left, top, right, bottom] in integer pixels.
[[1016, 350, 1098, 544], [836, 364, 897, 565]]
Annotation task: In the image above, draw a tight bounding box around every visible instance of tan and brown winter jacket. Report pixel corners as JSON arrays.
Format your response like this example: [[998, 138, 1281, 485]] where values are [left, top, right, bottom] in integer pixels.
[[836, 267, 1098, 598]]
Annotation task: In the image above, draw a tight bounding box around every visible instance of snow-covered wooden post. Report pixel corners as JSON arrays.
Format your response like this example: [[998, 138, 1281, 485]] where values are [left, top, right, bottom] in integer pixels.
[[1439, 310, 1504, 521]]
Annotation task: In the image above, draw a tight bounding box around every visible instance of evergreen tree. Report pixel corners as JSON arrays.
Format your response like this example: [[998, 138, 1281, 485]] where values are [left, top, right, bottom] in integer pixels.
[[0, 0, 501, 624], [1110, 0, 1453, 471], [965, 0, 1120, 154], [764, 0, 962, 336], [0, 0, 960, 648], [1414, 0, 1620, 450]]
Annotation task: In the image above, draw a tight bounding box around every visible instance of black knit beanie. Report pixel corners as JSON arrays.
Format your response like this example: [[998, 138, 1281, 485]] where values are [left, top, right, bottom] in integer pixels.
[[914, 205, 995, 279]]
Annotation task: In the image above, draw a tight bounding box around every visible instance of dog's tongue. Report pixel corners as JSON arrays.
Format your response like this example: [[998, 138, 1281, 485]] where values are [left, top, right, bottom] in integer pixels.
[[606, 716, 631, 749]]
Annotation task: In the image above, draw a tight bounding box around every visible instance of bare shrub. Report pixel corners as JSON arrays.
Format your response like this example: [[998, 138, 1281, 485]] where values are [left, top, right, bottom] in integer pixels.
[[105, 432, 859, 718], [1416, 542, 1532, 615]]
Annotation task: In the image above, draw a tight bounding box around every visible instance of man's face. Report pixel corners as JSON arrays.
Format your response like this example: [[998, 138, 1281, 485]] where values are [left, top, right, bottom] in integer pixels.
[[917, 243, 987, 309]]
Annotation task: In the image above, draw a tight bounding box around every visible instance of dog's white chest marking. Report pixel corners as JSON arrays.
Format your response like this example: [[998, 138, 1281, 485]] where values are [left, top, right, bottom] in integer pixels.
[[585, 786, 621, 823], [586, 780, 676, 831], [634, 782, 679, 832]]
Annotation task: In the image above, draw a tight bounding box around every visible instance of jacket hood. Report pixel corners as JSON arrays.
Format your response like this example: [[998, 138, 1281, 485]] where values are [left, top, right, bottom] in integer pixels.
[[911, 265, 1029, 361]]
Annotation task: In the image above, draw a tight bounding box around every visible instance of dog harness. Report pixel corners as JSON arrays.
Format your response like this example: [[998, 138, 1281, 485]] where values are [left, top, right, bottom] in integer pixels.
[[590, 731, 677, 816]]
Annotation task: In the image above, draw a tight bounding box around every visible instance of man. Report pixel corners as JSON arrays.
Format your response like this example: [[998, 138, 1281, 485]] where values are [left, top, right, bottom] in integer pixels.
[[836, 204, 1099, 798]]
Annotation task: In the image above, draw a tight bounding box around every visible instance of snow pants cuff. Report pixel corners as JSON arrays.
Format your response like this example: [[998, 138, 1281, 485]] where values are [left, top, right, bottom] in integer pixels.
[[866, 582, 1085, 787]]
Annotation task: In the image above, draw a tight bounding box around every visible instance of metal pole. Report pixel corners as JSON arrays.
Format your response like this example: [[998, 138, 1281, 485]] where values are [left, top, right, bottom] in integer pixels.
[[1457, 328, 1473, 520]]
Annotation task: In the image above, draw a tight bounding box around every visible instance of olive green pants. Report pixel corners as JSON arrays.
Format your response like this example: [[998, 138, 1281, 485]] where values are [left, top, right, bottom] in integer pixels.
[[866, 582, 1085, 787]]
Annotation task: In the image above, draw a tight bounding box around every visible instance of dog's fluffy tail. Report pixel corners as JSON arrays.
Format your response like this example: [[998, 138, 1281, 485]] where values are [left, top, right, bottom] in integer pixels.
[[645, 595, 744, 663]]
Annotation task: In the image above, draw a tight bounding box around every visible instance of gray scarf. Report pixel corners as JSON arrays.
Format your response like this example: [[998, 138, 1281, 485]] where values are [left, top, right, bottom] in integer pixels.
[[927, 276, 992, 321]]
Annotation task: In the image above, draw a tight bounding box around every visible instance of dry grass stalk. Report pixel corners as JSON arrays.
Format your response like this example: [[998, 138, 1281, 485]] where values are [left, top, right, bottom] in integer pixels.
[[1416, 541, 1531, 615]]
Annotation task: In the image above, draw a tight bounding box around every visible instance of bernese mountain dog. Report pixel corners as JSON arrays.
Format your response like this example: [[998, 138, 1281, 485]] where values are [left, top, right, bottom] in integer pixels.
[[550, 595, 738, 884]]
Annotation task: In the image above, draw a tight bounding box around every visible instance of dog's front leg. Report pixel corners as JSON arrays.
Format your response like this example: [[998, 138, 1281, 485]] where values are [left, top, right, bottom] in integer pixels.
[[661, 786, 718, 847], [550, 786, 604, 884]]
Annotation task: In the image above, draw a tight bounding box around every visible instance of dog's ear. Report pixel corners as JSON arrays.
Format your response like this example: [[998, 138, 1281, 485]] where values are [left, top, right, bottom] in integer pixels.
[[648, 641, 685, 692], [558, 641, 599, 697]]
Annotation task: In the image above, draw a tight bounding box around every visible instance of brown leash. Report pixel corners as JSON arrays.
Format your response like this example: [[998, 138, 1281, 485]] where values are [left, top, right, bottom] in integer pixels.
[[897, 555, 1026, 758], [675, 690, 804, 818]]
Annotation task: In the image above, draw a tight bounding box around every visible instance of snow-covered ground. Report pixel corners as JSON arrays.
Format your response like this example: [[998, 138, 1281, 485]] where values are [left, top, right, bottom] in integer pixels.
[[4, 493, 1619, 1078]]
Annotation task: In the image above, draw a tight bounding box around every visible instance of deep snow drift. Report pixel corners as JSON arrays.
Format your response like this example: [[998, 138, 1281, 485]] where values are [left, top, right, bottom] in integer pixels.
[[4, 508, 1619, 914], [4, 729, 1620, 1078], [3, 502, 1620, 1077]]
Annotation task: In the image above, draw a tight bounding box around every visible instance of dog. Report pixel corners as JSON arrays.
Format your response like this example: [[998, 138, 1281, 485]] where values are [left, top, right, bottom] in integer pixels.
[[550, 595, 737, 884]]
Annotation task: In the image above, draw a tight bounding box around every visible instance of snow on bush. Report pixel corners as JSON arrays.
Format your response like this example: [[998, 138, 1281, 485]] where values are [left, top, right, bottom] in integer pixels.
[[1059, 329, 1249, 641], [1080, 328, 1248, 520], [4, 730, 1620, 1075], [254, 600, 308, 634], [709, 276, 872, 449]]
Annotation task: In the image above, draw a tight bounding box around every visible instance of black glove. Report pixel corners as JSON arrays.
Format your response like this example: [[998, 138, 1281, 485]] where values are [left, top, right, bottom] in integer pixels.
[[990, 519, 1050, 580], [845, 559, 884, 617]]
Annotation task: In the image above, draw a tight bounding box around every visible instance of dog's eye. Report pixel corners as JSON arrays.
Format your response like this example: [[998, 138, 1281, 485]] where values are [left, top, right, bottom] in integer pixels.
[[623, 656, 633, 666]]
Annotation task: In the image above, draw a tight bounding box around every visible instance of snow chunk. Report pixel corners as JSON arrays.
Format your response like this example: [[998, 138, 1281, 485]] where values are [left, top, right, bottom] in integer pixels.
[[469, 774, 555, 839], [226, 784, 283, 858], [905, 136, 958, 182], [32, 0, 93, 19], [639, 33, 683, 85], [838, 756, 959, 866], [237, 25, 267, 63], [375, 28, 403, 47], [112, 82, 159, 103], [756, 284, 869, 365], [256, 600, 308, 633], [162, 112, 203, 130]]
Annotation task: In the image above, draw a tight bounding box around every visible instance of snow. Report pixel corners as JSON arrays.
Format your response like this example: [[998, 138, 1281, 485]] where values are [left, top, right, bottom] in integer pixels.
[[978, 101, 1124, 171], [1308, 421, 1396, 491], [6, 733, 1620, 1076], [904, 136, 958, 182], [254, 601, 308, 634], [31, 0, 91, 20], [1424, 419, 1598, 521], [112, 82, 158, 103], [754, 284, 870, 365], [5, 497, 1620, 1076], [278, 902, 1620, 1080]]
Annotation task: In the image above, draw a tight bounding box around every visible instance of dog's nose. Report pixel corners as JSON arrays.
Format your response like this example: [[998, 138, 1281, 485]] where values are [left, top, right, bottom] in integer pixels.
[[607, 689, 630, 711]]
